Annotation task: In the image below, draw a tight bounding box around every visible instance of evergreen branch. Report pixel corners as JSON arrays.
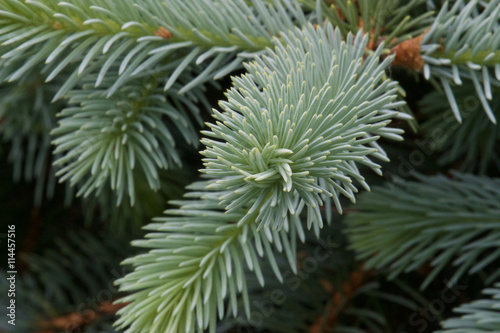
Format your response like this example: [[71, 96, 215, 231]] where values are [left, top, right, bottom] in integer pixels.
[[0, 0, 306, 98], [346, 172, 500, 290], [116, 22, 411, 333], [436, 282, 500, 333], [420, 83, 500, 174], [420, 0, 500, 123], [201, 22, 409, 231], [114, 181, 303, 333], [50, 72, 202, 206]]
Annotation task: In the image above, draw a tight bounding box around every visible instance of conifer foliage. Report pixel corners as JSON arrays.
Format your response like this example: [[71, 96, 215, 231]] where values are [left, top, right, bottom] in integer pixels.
[[1, 1, 500, 333]]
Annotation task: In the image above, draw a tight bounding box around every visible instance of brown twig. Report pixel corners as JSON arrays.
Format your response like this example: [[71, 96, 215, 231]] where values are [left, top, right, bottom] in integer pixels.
[[37, 301, 129, 333], [309, 265, 372, 333]]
